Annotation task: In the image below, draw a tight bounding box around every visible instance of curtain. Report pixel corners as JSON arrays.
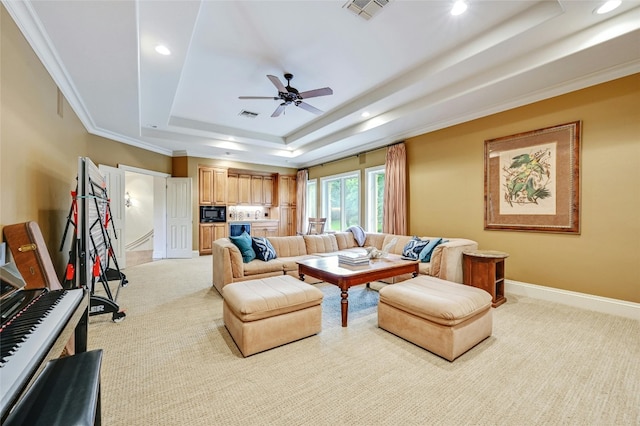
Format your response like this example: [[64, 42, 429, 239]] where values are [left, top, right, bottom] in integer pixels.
[[296, 169, 308, 235], [383, 142, 407, 235]]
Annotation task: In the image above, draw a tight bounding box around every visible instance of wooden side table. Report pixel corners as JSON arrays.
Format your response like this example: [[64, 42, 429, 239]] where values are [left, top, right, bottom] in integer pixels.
[[462, 250, 509, 308]]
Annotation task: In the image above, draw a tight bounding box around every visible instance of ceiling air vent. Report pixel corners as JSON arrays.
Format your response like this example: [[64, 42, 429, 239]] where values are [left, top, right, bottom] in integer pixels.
[[238, 110, 259, 118], [344, 0, 390, 20]]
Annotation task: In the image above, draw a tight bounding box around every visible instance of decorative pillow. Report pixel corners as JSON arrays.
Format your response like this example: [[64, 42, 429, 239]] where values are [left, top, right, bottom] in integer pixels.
[[229, 231, 256, 263], [419, 238, 445, 263], [401, 237, 430, 260], [252, 237, 277, 261]]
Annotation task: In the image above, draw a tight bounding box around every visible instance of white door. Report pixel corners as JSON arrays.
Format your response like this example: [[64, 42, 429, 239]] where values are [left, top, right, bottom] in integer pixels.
[[99, 164, 126, 269], [166, 177, 192, 258]]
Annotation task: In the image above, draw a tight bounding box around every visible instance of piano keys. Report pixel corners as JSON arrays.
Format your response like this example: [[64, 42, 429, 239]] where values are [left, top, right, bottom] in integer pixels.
[[0, 285, 88, 421]]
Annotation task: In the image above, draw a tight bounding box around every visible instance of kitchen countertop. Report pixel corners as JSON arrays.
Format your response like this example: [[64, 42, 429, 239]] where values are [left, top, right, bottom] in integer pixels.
[[228, 219, 278, 223]]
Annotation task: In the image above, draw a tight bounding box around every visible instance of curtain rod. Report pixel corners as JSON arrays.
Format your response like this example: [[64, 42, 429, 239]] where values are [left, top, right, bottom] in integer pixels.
[[305, 140, 404, 169]]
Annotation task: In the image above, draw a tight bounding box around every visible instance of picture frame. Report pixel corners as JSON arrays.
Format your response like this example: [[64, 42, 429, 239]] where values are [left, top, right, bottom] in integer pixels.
[[484, 121, 581, 234]]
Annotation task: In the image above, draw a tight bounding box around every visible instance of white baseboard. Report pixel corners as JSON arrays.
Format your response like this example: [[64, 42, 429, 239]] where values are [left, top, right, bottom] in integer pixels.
[[505, 280, 640, 321]]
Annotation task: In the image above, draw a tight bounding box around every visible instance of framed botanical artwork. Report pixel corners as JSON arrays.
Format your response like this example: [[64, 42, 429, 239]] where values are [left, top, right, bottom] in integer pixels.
[[484, 121, 581, 234]]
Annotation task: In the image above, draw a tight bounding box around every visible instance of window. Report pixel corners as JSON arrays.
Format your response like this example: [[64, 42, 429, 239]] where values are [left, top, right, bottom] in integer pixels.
[[320, 171, 360, 232], [365, 166, 385, 233], [306, 179, 317, 218]]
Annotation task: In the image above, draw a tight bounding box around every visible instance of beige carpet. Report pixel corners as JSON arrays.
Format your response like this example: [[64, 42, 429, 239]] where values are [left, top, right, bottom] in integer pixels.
[[89, 256, 640, 425]]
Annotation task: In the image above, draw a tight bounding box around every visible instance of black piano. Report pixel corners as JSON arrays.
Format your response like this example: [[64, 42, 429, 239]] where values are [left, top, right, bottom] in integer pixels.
[[0, 262, 99, 424]]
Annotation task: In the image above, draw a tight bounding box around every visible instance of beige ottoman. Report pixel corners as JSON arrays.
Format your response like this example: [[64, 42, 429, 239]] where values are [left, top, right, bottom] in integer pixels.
[[378, 275, 492, 361], [222, 275, 323, 357]]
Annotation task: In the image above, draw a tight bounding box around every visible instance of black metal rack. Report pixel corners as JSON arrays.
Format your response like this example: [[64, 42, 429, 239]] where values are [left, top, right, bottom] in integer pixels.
[[60, 157, 127, 322]]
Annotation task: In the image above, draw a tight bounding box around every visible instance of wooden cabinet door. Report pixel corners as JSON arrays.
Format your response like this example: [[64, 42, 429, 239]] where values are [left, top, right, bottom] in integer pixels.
[[227, 174, 238, 205], [213, 223, 227, 240], [263, 176, 274, 206], [199, 224, 213, 254], [279, 206, 297, 236], [238, 174, 251, 205], [265, 226, 279, 238], [198, 168, 214, 205], [278, 175, 297, 206], [251, 176, 263, 205], [212, 168, 227, 205], [288, 176, 297, 206]]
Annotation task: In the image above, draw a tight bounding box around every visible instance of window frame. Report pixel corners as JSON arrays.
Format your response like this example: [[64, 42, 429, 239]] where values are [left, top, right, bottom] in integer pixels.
[[364, 165, 385, 233], [320, 170, 361, 232]]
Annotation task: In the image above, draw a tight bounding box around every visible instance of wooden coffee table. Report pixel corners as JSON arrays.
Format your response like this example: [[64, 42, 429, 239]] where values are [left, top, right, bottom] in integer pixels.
[[296, 254, 419, 327]]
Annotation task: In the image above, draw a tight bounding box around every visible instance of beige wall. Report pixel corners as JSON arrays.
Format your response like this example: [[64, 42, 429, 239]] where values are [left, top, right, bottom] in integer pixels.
[[406, 74, 640, 303], [1, 6, 171, 273]]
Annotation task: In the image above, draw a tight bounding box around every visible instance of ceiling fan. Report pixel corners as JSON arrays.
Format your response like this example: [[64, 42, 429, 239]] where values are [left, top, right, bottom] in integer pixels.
[[239, 73, 333, 117]]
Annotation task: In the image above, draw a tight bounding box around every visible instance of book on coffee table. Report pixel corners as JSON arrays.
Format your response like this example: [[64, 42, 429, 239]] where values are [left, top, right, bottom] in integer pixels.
[[338, 252, 370, 266]]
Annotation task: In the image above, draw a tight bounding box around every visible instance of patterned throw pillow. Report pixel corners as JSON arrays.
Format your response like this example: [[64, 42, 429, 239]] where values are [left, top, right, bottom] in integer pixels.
[[229, 231, 256, 263], [419, 238, 444, 263], [252, 237, 277, 261], [401, 237, 430, 260]]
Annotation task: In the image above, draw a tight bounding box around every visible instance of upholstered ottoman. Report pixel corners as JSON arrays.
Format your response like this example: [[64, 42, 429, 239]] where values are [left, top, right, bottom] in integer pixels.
[[222, 275, 323, 357], [378, 275, 492, 361]]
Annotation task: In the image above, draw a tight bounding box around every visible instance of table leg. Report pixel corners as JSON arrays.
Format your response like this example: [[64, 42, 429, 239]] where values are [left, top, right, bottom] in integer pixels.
[[341, 288, 348, 327], [298, 273, 305, 281]]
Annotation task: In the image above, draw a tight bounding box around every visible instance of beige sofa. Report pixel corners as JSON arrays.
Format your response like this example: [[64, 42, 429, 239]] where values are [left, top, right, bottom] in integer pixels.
[[212, 232, 477, 295]]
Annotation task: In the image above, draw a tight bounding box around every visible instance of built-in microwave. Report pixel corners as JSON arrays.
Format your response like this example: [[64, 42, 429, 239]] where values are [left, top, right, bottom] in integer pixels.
[[200, 205, 227, 223]]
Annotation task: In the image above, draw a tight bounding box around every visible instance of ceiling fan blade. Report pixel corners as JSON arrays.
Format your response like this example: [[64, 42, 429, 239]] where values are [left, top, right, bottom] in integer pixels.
[[298, 87, 333, 99], [239, 96, 279, 100], [297, 101, 323, 115], [271, 104, 286, 117], [267, 75, 288, 93]]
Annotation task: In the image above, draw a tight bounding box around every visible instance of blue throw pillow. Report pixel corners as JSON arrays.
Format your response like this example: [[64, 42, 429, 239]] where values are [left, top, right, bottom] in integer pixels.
[[419, 238, 444, 262], [229, 231, 256, 263], [252, 237, 277, 261], [401, 237, 429, 260]]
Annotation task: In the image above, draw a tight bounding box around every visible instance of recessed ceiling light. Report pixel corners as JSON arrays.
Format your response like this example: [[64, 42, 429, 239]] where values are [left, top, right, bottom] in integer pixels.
[[451, 1, 468, 16], [155, 44, 171, 56], [361, 111, 371, 118], [595, 0, 621, 14]]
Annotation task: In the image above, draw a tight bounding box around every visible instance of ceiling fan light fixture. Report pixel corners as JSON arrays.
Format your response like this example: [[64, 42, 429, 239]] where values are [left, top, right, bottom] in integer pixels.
[[594, 0, 621, 14]]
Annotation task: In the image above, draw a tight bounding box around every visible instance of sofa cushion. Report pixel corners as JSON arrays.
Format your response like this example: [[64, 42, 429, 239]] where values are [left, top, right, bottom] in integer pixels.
[[229, 232, 256, 263], [252, 237, 277, 261], [242, 259, 285, 276], [304, 234, 338, 254], [333, 232, 358, 250], [364, 233, 387, 249], [268, 236, 307, 257], [401, 237, 430, 260]]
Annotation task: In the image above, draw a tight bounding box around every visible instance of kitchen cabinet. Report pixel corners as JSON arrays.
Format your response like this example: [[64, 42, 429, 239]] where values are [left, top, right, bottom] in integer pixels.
[[251, 176, 263, 205], [199, 223, 227, 255], [278, 175, 296, 206], [263, 176, 274, 206], [198, 167, 227, 205], [252, 220, 279, 238], [227, 174, 238, 205], [279, 206, 297, 236], [238, 174, 251, 205]]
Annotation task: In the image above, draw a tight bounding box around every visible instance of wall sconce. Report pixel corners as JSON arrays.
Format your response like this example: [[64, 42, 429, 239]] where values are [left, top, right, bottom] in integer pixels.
[[124, 192, 132, 208]]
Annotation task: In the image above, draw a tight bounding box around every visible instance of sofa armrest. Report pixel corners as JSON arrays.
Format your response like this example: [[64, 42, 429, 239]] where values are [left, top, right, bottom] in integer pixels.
[[429, 239, 478, 283], [212, 238, 243, 294]]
